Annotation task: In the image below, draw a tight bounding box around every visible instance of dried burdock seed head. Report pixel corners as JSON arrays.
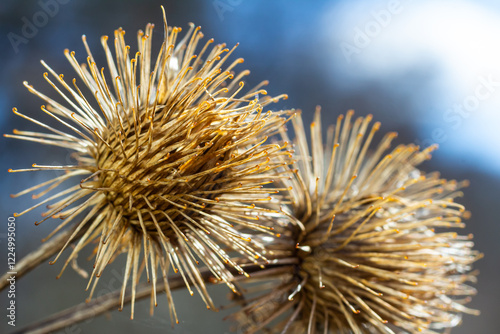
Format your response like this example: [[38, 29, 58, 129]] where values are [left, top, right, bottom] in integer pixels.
[[5, 7, 292, 322], [232, 109, 481, 334]]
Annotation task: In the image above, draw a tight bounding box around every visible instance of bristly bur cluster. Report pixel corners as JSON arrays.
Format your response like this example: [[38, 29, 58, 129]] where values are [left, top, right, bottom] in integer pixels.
[[6, 7, 291, 322], [231, 109, 481, 333], [6, 6, 481, 334]]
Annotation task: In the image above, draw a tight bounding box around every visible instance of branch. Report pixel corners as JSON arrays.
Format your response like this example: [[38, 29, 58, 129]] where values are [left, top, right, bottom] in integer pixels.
[[13, 260, 297, 334], [0, 226, 85, 291]]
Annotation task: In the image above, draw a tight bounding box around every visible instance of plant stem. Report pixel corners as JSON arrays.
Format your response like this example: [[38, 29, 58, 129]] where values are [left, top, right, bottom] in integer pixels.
[[0, 226, 85, 291], [12, 261, 296, 334]]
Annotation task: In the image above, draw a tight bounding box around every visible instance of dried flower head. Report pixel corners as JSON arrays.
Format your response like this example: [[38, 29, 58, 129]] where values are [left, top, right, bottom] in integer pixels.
[[5, 8, 291, 321], [232, 109, 481, 333]]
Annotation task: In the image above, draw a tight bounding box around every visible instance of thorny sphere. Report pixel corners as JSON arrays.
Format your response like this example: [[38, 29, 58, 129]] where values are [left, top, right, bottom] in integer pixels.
[[231, 110, 481, 334], [6, 8, 292, 322]]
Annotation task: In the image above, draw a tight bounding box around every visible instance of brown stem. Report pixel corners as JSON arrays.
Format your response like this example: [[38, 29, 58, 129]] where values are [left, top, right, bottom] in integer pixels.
[[0, 226, 85, 291], [12, 261, 296, 334]]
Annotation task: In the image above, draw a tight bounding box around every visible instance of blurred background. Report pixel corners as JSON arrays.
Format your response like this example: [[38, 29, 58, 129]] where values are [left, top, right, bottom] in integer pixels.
[[0, 0, 498, 333]]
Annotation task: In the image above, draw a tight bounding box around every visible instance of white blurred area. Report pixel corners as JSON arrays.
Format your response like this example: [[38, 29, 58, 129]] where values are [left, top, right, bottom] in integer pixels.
[[322, 0, 500, 174]]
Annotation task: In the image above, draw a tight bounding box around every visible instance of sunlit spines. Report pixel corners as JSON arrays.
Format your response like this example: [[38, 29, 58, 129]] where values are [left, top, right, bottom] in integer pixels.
[[7, 7, 292, 324], [232, 109, 481, 333]]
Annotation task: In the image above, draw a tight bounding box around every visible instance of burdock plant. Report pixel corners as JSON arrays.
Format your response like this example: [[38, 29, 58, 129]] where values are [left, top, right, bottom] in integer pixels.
[[4, 7, 480, 334], [231, 110, 481, 333], [5, 7, 290, 322]]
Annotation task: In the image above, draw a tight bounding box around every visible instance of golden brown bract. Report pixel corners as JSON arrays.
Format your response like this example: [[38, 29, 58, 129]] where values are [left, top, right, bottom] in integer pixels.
[[6, 7, 292, 323], [232, 109, 481, 334]]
